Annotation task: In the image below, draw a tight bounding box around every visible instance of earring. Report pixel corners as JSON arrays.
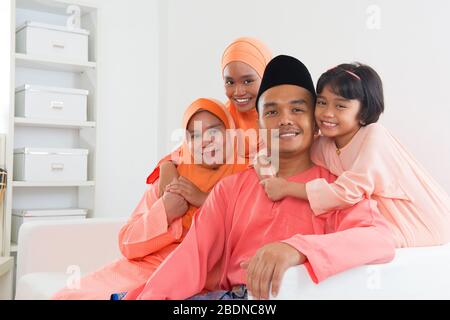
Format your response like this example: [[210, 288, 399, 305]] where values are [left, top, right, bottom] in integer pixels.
[[359, 120, 366, 126]]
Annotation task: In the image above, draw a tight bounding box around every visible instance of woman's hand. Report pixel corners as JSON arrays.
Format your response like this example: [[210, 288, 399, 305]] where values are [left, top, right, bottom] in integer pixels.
[[166, 176, 209, 207], [158, 161, 179, 197], [162, 189, 189, 224]]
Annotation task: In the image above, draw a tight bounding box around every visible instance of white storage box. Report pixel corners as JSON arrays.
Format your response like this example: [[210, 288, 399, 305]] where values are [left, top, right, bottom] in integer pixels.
[[11, 209, 87, 243], [15, 85, 88, 121], [13, 148, 88, 182], [16, 21, 89, 61]]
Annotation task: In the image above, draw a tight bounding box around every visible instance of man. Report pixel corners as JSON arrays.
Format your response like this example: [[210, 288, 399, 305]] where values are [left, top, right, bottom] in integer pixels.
[[126, 55, 395, 300]]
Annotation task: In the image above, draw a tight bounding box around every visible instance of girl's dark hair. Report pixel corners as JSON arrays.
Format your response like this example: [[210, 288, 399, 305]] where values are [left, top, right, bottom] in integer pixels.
[[316, 62, 384, 125]]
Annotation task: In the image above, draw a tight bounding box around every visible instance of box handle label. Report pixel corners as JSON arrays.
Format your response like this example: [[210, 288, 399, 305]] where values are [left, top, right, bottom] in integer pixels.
[[52, 41, 66, 49], [51, 101, 64, 110], [51, 163, 65, 170]]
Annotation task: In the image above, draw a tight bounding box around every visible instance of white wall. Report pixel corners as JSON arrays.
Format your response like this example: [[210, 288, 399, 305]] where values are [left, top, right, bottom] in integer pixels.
[[80, 0, 160, 217], [158, 0, 450, 193]]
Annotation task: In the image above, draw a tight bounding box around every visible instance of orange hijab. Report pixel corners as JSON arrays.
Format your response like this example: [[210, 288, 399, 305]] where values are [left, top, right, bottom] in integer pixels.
[[221, 37, 272, 131], [146, 39, 271, 183], [168, 98, 248, 229]]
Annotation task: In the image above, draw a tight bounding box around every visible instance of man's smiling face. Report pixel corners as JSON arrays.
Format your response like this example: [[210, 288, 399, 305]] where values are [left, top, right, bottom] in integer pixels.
[[258, 84, 316, 157]]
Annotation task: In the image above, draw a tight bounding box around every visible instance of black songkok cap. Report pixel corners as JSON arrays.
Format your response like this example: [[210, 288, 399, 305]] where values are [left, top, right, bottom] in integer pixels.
[[255, 55, 316, 112]]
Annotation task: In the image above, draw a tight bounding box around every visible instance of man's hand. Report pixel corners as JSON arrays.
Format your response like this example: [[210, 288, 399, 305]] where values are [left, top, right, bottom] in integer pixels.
[[260, 177, 290, 201], [162, 188, 189, 224], [166, 176, 209, 207], [158, 161, 180, 197], [241, 242, 306, 300]]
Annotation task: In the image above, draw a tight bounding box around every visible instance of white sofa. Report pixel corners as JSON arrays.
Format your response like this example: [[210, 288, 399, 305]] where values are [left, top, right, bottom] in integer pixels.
[[15, 218, 125, 300], [15, 218, 450, 300]]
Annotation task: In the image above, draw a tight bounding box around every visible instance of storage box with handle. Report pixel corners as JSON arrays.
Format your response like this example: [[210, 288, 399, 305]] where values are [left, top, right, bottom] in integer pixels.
[[16, 21, 89, 61], [15, 85, 88, 121], [13, 148, 88, 182]]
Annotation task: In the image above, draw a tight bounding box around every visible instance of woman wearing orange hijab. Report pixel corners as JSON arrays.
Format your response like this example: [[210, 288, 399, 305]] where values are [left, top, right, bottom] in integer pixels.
[[149, 37, 272, 195], [52, 98, 247, 299], [221, 37, 272, 130]]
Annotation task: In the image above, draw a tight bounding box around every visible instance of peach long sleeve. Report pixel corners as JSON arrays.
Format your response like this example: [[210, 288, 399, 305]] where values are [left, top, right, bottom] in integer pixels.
[[118, 184, 183, 260], [130, 166, 395, 300], [53, 183, 184, 300], [308, 123, 450, 247]]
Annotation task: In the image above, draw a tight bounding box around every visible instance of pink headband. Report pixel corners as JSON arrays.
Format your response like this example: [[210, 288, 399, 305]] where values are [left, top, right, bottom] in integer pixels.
[[343, 70, 361, 80], [327, 66, 361, 80]]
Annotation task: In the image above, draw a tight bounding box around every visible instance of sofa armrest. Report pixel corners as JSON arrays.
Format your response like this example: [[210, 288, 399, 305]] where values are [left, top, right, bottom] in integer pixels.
[[250, 244, 450, 300], [16, 218, 127, 281]]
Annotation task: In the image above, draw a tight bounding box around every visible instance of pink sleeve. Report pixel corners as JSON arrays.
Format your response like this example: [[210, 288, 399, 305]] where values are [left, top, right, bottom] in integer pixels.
[[118, 184, 183, 260], [310, 136, 327, 168], [282, 199, 396, 283], [305, 170, 376, 215], [306, 125, 405, 215], [133, 182, 229, 300]]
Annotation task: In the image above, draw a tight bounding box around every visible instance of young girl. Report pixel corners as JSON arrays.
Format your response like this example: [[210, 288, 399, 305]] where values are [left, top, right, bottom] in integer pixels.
[[259, 63, 450, 248], [150, 37, 272, 196], [52, 98, 247, 299]]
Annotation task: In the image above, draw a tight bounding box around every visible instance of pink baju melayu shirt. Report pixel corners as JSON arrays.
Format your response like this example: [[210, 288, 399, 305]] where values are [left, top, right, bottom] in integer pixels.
[[308, 123, 450, 248], [128, 166, 395, 300]]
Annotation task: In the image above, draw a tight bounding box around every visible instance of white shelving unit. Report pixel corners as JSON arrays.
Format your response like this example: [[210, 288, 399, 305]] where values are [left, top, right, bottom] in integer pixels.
[[15, 53, 97, 72], [12, 181, 95, 187], [0, 257, 14, 299], [15, 117, 96, 129], [3, 0, 99, 261]]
